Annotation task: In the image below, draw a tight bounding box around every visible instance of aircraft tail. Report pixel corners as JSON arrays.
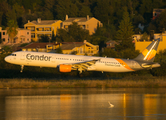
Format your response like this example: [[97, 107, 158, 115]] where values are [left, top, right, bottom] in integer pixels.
[[134, 39, 160, 62]]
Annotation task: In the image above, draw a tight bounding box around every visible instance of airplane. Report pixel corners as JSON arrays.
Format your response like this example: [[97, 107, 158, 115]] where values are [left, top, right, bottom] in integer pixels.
[[4, 39, 160, 74]]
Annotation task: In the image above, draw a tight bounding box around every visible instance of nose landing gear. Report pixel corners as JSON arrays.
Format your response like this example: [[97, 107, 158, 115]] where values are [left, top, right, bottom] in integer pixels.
[[20, 65, 24, 73]]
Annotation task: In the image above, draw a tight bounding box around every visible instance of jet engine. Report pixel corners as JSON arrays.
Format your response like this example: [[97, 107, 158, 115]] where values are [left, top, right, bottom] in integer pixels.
[[58, 64, 72, 72]]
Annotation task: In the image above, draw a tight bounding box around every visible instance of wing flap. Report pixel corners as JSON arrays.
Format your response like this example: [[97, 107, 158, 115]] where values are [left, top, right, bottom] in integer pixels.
[[64, 59, 100, 72]]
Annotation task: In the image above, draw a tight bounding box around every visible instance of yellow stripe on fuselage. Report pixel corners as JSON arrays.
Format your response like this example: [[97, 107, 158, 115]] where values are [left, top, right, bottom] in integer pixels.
[[115, 59, 134, 71]]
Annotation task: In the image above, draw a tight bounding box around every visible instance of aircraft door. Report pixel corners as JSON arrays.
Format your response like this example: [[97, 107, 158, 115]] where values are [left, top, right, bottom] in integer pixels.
[[51, 55, 55, 63], [131, 61, 136, 68], [20, 52, 25, 60], [51, 55, 57, 67]]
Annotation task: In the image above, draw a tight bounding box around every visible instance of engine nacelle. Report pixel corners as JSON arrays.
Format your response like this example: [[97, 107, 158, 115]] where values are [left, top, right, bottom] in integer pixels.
[[58, 64, 72, 72]]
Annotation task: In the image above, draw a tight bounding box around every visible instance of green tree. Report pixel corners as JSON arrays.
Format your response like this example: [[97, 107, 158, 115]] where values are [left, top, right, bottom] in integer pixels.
[[101, 45, 139, 59], [150, 50, 166, 76], [44, 0, 55, 11], [140, 32, 149, 41], [90, 36, 107, 51], [0, 1, 9, 27], [56, 28, 70, 42], [116, 7, 134, 40], [152, 0, 165, 8], [104, 24, 117, 39], [133, 14, 145, 33], [6, 8, 17, 23], [12, 3, 25, 27], [6, 20, 18, 44], [90, 24, 108, 51], [76, 2, 92, 17], [146, 23, 156, 34], [93, 0, 113, 25], [155, 10, 166, 32], [127, 0, 139, 18], [41, 9, 54, 20], [101, 48, 119, 58], [118, 48, 139, 59], [39, 35, 50, 42], [71, 51, 77, 55], [139, 0, 154, 23], [56, 47, 62, 53], [56, 22, 90, 42], [51, 30, 56, 42], [1, 45, 12, 54], [22, 0, 42, 10], [116, 7, 134, 51], [55, 0, 78, 20], [68, 22, 90, 42], [39, 0, 55, 20], [133, 14, 144, 26]]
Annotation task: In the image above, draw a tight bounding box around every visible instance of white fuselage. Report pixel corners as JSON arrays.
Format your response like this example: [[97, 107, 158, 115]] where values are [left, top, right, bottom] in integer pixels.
[[5, 51, 143, 73]]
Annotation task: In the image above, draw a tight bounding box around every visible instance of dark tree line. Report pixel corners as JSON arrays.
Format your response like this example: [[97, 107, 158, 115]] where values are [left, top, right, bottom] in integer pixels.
[[1, 0, 166, 45], [1, 0, 166, 33]]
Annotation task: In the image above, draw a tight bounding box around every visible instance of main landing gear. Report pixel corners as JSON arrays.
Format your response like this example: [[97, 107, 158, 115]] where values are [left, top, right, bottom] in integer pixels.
[[77, 70, 83, 78], [20, 65, 24, 73]]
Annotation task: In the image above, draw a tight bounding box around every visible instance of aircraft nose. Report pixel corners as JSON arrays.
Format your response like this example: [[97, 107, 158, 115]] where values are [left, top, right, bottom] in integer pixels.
[[4, 56, 10, 63]]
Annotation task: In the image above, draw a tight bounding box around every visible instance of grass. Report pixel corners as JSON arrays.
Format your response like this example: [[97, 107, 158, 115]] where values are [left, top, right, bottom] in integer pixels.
[[0, 76, 166, 89]]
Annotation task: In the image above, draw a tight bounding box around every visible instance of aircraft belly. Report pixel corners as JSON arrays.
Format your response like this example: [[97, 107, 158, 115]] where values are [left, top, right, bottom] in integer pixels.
[[27, 61, 57, 68], [13, 59, 57, 68], [94, 63, 132, 72]]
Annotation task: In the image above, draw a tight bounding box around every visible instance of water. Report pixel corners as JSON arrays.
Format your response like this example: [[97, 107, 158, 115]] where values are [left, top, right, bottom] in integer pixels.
[[0, 88, 166, 120]]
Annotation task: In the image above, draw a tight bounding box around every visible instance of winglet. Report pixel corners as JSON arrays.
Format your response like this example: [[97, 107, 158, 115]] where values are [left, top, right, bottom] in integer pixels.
[[134, 38, 160, 62]]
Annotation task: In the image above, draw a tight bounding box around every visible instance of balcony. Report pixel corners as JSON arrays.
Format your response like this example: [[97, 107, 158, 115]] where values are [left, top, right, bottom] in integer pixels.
[[26, 27, 35, 31], [36, 28, 44, 31], [45, 27, 51, 31]]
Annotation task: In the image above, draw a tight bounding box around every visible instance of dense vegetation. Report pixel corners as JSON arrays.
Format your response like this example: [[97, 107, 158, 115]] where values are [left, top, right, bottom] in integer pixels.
[[1, 77, 166, 88], [1, 0, 166, 35], [1, 0, 166, 78]]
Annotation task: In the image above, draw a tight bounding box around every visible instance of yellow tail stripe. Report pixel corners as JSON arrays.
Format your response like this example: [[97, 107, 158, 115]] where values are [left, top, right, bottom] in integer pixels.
[[142, 49, 156, 60], [115, 59, 134, 71], [142, 49, 149, 57], [146, 50, 156, 60]]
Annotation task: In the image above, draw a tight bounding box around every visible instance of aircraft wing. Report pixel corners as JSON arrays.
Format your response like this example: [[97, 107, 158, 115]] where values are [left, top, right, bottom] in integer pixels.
[[65, 59, 100, 73]]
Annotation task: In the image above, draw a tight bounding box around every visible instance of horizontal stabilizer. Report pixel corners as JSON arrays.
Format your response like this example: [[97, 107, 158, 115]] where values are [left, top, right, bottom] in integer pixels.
[[141, 63, 160, 68]]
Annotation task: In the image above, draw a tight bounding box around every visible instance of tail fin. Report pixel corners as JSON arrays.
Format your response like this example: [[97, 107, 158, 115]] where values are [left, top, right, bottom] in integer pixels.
[[134, 39, 160, 62]]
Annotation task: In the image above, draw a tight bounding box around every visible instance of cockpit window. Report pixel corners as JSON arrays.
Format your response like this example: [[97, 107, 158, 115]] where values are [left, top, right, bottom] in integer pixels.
[[11, 54, 16, 56]]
